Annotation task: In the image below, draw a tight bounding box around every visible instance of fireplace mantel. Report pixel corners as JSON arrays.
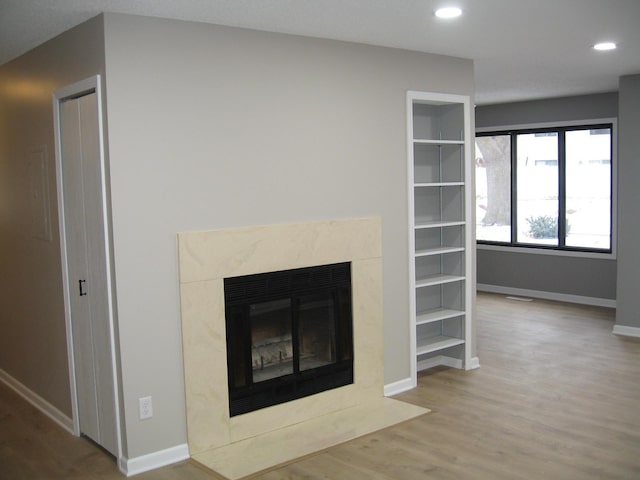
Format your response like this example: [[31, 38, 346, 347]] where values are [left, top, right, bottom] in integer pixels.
[[178, 217, 428, 478]]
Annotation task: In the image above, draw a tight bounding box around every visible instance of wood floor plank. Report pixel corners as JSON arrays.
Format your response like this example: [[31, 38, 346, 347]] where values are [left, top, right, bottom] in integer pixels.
[[1, 292, 639, 479]]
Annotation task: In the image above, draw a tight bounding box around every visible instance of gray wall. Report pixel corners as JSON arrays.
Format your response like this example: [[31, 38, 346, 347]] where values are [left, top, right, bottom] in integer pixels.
[[101, 14, 474, 458], [615, 75, 640, 328], [0, 17, 106, 416], [476, 93, 618, 127], [475, 93, 618, 302], [477, 251, 617, 299]]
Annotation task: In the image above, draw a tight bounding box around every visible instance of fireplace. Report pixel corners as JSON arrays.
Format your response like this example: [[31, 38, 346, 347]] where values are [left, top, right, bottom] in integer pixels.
[[178, 218, 429, 479], [224, 262, 354, 416]]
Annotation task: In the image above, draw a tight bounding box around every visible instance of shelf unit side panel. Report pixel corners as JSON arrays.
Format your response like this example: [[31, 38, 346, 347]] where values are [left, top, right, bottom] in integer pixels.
[[406, 93, 418, 384], [462, 98, 474, 370]]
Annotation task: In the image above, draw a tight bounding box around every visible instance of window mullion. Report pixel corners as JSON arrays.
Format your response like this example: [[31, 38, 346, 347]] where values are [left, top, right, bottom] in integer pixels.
[[511, 133, 517, 245], [558, 131, 566, 247]]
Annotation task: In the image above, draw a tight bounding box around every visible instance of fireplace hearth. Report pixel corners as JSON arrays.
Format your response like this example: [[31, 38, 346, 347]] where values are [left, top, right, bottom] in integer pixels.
[[225, 262, 354, 416]]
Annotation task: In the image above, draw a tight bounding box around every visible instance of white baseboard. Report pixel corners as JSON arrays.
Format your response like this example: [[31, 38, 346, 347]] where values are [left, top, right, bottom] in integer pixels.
[[612, 324, 640, 338], [466, 356, 481, 370], [119, 443, 190, 476], [384, 377, 415, 396], [477, 284, 616, 308], [0, 368, 74, 434]]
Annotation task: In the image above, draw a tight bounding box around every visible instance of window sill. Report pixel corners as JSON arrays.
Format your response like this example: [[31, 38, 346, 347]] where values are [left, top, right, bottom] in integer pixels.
[[477, 242, 616, 260]]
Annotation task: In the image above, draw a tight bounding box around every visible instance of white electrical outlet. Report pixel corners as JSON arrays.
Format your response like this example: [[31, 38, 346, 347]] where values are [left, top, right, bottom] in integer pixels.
[[139, 396, 153, 420]]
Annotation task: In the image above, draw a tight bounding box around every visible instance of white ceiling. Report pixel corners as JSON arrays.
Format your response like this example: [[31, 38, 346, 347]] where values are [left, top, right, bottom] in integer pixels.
[[1, 0, 639, 105]]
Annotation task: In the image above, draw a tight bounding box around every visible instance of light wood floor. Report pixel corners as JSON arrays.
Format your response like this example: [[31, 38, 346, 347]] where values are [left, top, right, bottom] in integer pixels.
[[2, 292, 639, 479]]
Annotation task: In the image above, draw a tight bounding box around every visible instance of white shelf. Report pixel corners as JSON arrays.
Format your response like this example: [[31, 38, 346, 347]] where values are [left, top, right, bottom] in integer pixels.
[[416, 308, 465, 325], [414, 182, 464, 187], [415, 246, 464, 257], [416, 274, 465, 288], [413, 139, 464, 146], [408, 91, 474, 377], [416, 336, 465, 355], [415, 220, 465, 229]]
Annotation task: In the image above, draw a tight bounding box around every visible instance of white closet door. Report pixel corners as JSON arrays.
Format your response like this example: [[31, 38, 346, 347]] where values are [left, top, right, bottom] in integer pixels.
[[60, 92, 117, 456]]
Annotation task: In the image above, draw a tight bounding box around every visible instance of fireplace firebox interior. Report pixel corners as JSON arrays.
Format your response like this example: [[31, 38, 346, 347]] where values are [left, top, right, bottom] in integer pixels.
[[224, 262, 353, 416]]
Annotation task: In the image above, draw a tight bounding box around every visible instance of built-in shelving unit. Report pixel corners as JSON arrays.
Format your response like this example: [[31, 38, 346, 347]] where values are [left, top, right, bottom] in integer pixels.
[[407, 91, 478, 381]]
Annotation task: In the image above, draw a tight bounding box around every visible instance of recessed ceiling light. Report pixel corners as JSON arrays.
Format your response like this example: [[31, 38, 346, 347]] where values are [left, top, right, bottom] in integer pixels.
[[435, 7, 462, 19], [593, 42, 617, 51]]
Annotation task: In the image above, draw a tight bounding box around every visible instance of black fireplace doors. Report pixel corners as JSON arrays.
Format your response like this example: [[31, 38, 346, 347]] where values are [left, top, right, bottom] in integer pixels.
[[224, 262, 354, 416]]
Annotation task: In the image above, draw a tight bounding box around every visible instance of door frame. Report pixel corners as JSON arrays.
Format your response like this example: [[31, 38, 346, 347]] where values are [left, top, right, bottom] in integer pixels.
[[53, 75, 122, 460]]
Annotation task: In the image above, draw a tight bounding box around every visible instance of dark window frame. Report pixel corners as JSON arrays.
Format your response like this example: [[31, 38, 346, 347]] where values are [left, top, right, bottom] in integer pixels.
[[476, 123, 614, 254]]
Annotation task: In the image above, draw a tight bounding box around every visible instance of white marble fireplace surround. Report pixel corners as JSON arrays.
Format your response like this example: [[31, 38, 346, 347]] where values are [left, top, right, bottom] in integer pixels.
[[178, 217, 428, 479]]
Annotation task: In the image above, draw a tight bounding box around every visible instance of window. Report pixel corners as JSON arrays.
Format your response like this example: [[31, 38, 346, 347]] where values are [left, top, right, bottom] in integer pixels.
[[476, 123, 613, 253]]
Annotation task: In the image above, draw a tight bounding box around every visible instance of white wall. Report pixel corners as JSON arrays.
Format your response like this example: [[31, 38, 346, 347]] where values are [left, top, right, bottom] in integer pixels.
[[102, 13, 474, 457], [0, 16, 106, 417]]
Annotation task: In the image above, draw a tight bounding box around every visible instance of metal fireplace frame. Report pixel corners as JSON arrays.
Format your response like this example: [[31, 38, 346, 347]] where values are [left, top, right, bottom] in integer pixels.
[[224, 262, 354, 416]]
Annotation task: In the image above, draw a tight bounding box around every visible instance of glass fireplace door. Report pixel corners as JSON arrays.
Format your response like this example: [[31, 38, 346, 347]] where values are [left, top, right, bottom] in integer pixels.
[[225, 262, 353, 416], [250, 298, 294, 383], [297, 292, 337, 372]]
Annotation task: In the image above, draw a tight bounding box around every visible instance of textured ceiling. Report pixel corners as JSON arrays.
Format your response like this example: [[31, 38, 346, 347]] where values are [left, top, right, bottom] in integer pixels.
[[1, 0, 639, 104]]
